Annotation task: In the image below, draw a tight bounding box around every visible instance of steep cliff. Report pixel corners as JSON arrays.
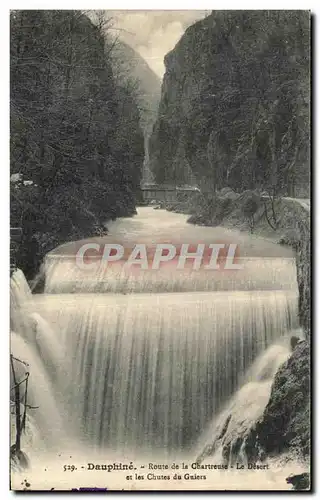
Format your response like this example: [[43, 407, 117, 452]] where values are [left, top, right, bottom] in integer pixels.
[[112, 41, 161, 183], [295, 223, 311, 336], [149, 11, 310, 194], [113, 41, 161, 136]]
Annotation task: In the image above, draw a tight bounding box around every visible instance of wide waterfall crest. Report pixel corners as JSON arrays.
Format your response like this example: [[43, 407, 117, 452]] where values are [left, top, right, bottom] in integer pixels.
[[15, 288, 298, 454], [10, 210, 300, 461], [43, 255, 297, 294]]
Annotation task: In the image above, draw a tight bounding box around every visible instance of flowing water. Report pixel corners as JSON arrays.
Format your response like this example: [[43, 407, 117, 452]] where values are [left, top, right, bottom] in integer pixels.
[[10, 208, 307, 490]]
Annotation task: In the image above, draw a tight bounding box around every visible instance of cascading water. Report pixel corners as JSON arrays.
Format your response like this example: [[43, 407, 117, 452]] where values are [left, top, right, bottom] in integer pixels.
[[10, 208, 304, 489], [20, 289, 297, 453], [43, 255, 297, 294], [196, 340, 296, 463], [11, 331, 65, 450], [10, 269, 32, 306]]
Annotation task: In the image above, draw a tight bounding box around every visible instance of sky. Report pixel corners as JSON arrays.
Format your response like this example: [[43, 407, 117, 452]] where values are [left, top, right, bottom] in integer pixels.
[[106, 11, 209, 78]]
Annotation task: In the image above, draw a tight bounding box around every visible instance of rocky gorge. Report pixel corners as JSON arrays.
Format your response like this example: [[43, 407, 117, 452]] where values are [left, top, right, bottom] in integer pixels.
[[148, 11, 311, 484], [196, 178, 311, 485], [10, 9, 311, 491]]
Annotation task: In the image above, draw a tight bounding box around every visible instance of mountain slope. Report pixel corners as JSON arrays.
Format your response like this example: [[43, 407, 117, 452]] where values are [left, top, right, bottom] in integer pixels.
[[149, 11, 310, 194], [112, 41, 161, 183]]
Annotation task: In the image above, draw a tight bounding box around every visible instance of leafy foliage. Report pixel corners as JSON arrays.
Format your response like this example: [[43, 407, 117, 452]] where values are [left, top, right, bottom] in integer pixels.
[[10, 10, 144, 277]]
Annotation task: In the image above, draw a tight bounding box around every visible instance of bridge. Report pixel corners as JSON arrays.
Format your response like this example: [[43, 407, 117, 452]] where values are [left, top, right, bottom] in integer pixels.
[[139, 184, 200, 203]]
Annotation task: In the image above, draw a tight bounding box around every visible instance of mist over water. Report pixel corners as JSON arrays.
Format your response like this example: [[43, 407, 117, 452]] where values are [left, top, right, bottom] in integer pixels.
[[10, 208, 305, 489]]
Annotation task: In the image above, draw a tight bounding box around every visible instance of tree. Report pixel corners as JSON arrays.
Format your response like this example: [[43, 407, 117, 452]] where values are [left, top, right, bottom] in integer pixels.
[[10, 355, 38, 469], [11, 10, 144, 277]]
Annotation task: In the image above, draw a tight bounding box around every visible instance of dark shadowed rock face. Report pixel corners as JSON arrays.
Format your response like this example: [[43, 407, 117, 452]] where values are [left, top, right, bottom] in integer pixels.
[[277, 203, 310, 339], [198, 340, 310, 465], [295, 233, 311, 337], [149, 11, 310, 193], [252, 340, 310, 460], [113, 41, 161, 138]]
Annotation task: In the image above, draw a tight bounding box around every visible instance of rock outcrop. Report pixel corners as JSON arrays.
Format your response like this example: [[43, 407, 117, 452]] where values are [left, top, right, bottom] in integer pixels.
[[198, 340, 310, 466], [252, 340, 310, 460], [295, 223, 311, 336], [112, 41, 161, 183], [149, 11, 310, 195]]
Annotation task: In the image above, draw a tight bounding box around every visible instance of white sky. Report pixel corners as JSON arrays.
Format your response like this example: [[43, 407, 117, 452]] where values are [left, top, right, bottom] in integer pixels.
[[107, 11, 209, 77]]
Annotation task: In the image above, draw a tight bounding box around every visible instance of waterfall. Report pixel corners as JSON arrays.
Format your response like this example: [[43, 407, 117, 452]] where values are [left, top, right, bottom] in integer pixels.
[[10, 332, 65, 452], [12, 285, 298, 454], [43, 254, 297, 294], [10, 209, 301, 464], [10, 269, 32, 308], [196, 341, 295, 462], [56, 290, 297, 452], [10, 269, 34, 338]]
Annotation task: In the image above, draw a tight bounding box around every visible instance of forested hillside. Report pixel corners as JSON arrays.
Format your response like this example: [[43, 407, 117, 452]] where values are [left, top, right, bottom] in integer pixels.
[[112, 41, 161, 136], [10, 10, 144, 278], [111, 41, 161, 183], [149, 11, 310, 196]]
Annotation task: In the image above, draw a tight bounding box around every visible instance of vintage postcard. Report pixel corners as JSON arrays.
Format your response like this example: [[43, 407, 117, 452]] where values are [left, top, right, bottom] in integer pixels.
[[10, 9, 311, 491]]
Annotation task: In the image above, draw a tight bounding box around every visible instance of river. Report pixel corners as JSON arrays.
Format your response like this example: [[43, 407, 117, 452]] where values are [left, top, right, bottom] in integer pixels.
[[10, 207, 306, 490]]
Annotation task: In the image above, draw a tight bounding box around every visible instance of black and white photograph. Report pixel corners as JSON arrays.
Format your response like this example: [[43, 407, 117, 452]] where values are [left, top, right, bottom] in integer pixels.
[[9, 9, 311, 491]]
